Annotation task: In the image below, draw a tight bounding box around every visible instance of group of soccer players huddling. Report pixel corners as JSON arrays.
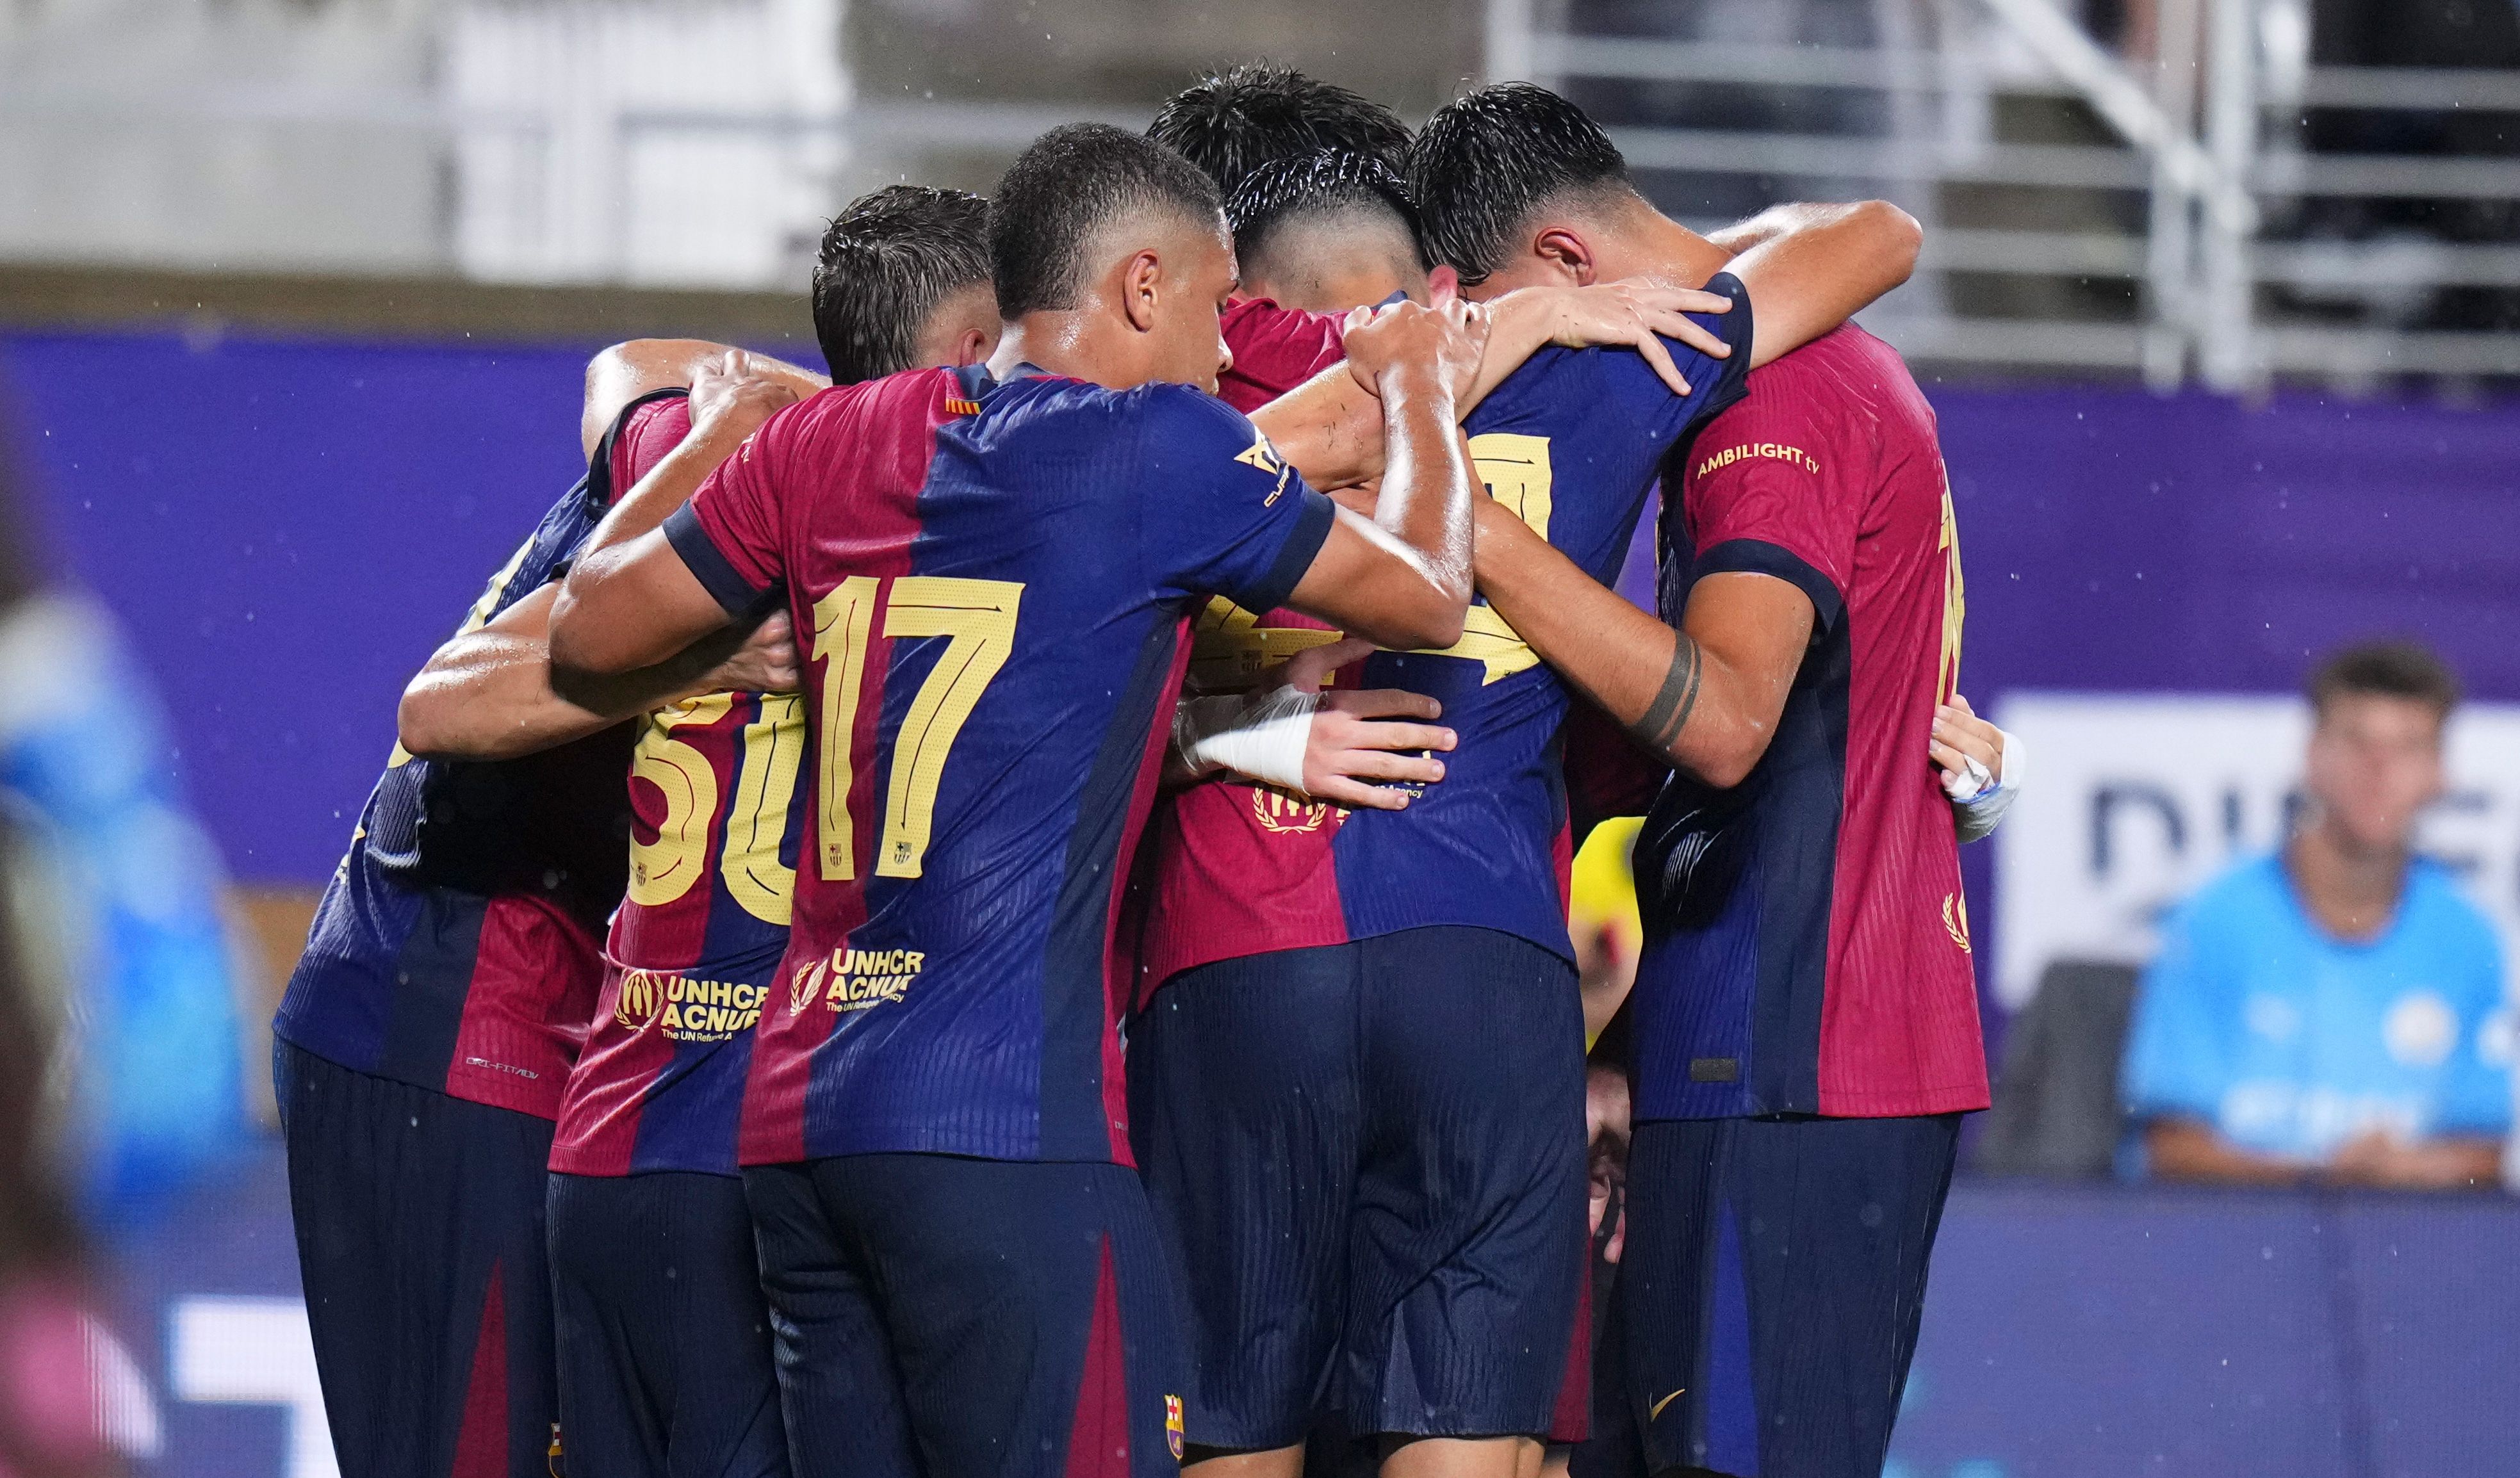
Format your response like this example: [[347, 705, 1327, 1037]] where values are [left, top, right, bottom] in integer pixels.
[[274, 63, 2024, 1478]]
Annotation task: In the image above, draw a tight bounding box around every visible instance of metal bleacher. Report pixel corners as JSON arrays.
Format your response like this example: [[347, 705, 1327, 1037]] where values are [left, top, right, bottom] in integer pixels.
[[1488, 0, 2520, 389]]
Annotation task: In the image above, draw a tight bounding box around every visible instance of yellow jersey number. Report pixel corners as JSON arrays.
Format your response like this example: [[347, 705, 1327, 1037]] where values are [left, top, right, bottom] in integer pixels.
[[811, 576, 1024, 882], [1935, 469, 1965, 702], [1187, 433, 1557, 690], [627, 691, 806, 927]]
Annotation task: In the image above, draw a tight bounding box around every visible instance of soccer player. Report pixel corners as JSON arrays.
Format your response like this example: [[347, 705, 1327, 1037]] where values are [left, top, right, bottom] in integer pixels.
[[404, 185, 1004, 1478], [272, 353, 808, 1478], [1416, 86, 1990, 1478], [543, 123, 1489, 1478], [1129, 88, 1921, 1478]]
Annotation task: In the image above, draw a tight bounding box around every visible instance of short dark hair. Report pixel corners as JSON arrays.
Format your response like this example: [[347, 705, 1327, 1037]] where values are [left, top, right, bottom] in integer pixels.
[[1226, 148, 1423, 271], [1410, 82, 1636, 284], [2308, 639, 2463, 720], [811, 185, 991, 384], [990, 123, 1223, 319], [1149, 63, 1413, 197]]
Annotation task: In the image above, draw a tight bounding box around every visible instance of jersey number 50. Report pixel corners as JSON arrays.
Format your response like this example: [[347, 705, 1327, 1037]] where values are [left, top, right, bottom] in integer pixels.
[[811, 575, 1024, 882]]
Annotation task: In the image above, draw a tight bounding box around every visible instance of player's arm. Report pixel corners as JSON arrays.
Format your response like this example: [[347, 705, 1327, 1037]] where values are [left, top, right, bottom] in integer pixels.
[[1715, 201, 1921, 368], [551, 363, 795, 679], [580, 352, 801, 564], [581, 338, 827, 459], [1252, 279, 1741, 489], [398, 586, 796, 760], [549, 530, 744, 679], [401, 355, 803, 758], [1273, 296, 1486, 652], [1470, 498, 1812, 788]]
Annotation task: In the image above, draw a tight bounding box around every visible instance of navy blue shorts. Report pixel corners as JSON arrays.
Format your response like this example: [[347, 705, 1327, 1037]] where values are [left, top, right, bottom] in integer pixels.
[[275, 1040, 560, 1478], [1129, 924, 1589, 1449], [1575, 1114, 1962, 1478], [547, 1170, 787, 1478], [742, 1153, 1189, 1478]]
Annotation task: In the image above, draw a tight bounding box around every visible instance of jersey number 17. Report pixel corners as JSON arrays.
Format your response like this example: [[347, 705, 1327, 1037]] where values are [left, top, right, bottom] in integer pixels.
[[810, 575, 1025, 882]]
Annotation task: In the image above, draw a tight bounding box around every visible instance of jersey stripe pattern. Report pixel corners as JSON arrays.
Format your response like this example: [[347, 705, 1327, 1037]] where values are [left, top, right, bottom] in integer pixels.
[[1136, 277, 1756, 995], [549, 398, 811, 1176], [1632, 326, 1989, 1121], [666, 363, 1334, 1167], [270, 391, 679, 1117]]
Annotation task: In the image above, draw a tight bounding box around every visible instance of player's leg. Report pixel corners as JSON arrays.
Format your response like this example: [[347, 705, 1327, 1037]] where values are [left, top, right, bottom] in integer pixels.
[[1604, 1113, 1963, 1478], [1341, 927, 1589, 1478], [742, 1162, 916, 1478], [276, 1039, 559, 1478], [839, 1151, 1191, 1478], [1128, 942, 1365, 1474], [548, 1169, 787, 1478]]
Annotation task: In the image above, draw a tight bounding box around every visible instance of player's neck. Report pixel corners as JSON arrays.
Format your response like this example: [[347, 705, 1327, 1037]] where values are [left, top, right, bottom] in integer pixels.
[[988, 314, 1150, 391], [2285, 822, 2409, 945], [1600, 209, 1730, 292]]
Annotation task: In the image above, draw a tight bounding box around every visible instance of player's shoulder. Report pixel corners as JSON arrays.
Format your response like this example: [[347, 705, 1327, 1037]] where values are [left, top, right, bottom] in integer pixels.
[[2403, 859, 2503, 962], [2172, 853, 2294, 940], [1747, 324, 1928, 418]]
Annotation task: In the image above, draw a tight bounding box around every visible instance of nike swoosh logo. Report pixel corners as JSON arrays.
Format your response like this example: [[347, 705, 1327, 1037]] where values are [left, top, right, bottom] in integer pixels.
[[1649, 1388, 1686, 1421]]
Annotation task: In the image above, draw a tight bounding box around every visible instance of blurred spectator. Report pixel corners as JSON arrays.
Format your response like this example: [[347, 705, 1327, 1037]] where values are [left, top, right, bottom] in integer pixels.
[[0, 411, 249, 1225], [2123, 640, 2512, 1189]]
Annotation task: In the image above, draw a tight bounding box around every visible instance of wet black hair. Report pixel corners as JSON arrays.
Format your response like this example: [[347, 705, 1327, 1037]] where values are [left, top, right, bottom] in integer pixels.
[[810, 184, 991, 384], [989, 123, 1225, 319], [1149, 62, 1412, 197], [1224, 147, 1423, 273], [1409, 82, 1636, 284]]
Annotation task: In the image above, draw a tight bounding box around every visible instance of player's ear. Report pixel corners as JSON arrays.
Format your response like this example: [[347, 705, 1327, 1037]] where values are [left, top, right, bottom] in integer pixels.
[[1122, 248, 1163, 334], [1534, 227, 1598, 288], [954, 325, 999, 367]]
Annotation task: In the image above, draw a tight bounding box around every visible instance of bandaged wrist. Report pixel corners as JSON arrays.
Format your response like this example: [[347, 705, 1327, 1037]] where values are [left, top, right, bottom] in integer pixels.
[[1951, 727, 2025, 843], [1175, 686, 1319, 794]]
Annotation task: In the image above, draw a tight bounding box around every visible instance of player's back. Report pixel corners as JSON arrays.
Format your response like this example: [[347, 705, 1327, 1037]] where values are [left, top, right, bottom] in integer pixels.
[[1636, 324, 1986, 1121], [667, 364, 1331, 1167], [273, 396, 668, 1115], [1137, 282, 1752, 991]]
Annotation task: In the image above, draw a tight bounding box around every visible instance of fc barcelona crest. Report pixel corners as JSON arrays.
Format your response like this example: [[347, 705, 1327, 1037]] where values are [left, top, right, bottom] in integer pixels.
[[1165, 1395, 1185, 1459], [1251, 786, 1331, 835]]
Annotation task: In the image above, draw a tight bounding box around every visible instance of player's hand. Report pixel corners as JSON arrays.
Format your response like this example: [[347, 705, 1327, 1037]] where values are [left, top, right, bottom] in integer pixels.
[[1544, 278, 1735, 396], [1340, 288, 1489, 407], [1280, 637, 1455, 812], [1586, 1061, 1632, 1263], [1930, 693, 2005, 797], [689, 349, 803, 449], [701, 610, 801, 695]]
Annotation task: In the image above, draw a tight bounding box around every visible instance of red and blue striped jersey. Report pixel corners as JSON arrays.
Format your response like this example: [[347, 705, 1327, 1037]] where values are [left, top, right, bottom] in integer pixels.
[[1632, 327, 1987, 1120], [662, 364, 1334, 1166], [1135, 276, 1756, 992], [549, 397, 809, 1176], [271, 391, 683, 1117]]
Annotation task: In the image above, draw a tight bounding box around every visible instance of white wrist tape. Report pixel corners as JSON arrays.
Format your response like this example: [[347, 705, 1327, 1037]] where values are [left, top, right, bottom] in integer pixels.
[[1175, 685, 1318, 794], [1951, 727, 2025, 843]]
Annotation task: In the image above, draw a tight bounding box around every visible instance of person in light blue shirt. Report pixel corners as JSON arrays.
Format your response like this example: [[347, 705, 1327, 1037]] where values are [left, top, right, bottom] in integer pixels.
[[2124, 640, 2512, 1189]]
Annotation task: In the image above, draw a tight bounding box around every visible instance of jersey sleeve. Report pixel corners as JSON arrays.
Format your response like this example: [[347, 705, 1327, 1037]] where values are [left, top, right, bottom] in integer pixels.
[[1216, 298, 1348, 414], [1677, 345, 1855, 629], [2120, 898, 2239, 1123], [609, 393, 696, 499], [664, 418, 789, 615], [1133, 387, 1338, 615], [1581, 272, 1756, 450]]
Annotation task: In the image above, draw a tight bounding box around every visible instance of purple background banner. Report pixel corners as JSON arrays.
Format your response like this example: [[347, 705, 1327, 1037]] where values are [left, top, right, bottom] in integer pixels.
[[4, 327, 2517, 897]]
